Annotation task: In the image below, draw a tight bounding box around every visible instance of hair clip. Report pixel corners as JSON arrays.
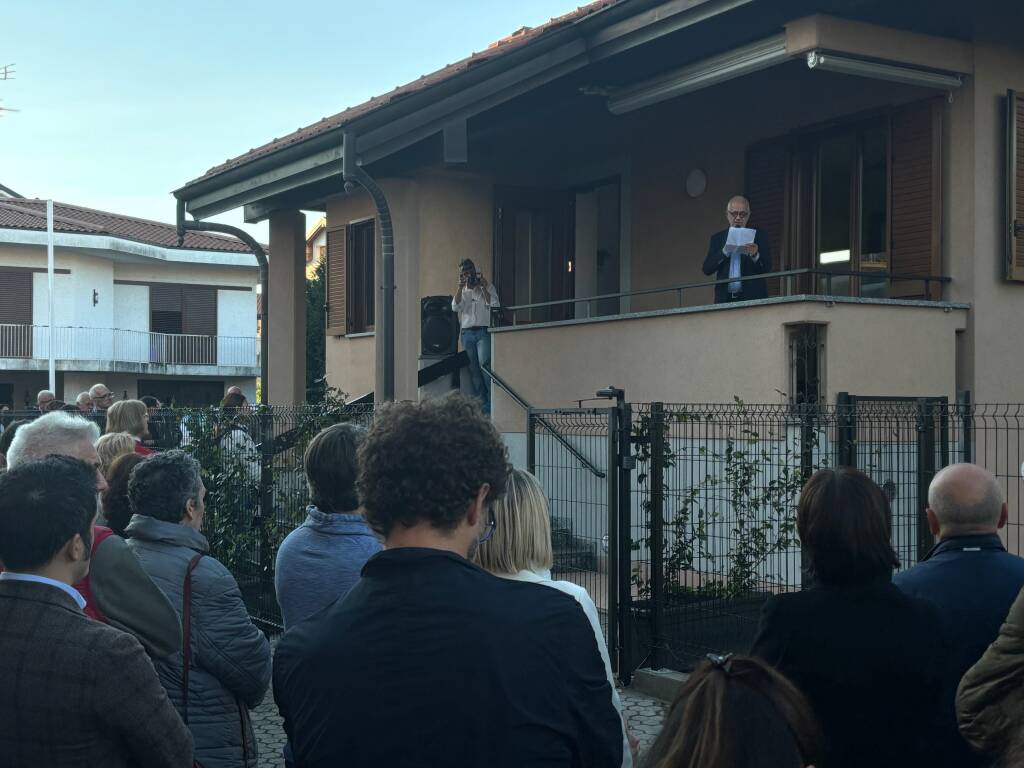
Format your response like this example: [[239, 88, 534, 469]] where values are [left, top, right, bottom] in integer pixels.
[[706, 653, 734, 673]]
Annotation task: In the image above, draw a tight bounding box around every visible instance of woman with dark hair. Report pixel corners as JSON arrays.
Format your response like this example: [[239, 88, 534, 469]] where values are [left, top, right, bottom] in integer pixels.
[[100, 451, 147, 536], [644, 654, 822, 768], [0, 419, 30, 472], [751, 467, 952, 768]]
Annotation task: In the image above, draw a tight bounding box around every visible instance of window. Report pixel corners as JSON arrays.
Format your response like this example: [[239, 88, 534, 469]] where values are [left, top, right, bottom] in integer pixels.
[[747, 99, 940, 300], [318, 244, 326, 264], [348, 219, 375, 333], [149, 284, 217, 365], [0, 267, 33, 358], [788, 324, 824, 408]]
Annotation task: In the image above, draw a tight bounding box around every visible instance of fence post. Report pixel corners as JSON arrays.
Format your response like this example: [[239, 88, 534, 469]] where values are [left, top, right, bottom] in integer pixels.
[[615, 393, 635, 684], [527, 409, 536, 475], [959, 390, 973, 462], [649, 402, 666, 670], [258, 409, 274, 622], [916, 399, 938, 562], [836, 392, 856, 467], [606, 407, 620, 680]]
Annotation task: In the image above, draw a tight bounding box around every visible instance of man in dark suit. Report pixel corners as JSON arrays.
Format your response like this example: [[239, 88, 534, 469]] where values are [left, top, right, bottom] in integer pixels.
[[274, 396, 625, 768], [895, 462, 1024, 767], [702, 195, 773, 303], [0, 456, 192, 768]]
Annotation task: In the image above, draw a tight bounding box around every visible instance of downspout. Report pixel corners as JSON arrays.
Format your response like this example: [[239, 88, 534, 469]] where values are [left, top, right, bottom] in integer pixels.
[[342, 130, 395, 402], [176, 198, 270, 406]]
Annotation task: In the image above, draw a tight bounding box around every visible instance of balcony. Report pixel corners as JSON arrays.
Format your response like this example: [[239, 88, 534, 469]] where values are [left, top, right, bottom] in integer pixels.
[[0, 324, 258, 374]]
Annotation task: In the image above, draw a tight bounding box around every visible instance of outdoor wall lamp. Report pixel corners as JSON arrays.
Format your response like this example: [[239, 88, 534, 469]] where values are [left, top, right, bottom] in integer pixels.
[[93, 289, 99, 306]]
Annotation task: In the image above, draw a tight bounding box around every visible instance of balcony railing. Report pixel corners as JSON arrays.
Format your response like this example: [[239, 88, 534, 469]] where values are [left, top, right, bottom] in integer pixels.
[[0, 325, 258, 368], [495, 268, 952, 326]]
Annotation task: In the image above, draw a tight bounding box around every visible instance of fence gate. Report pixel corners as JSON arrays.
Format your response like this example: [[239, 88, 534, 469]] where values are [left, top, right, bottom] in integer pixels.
[[527, 405, 634, 680]]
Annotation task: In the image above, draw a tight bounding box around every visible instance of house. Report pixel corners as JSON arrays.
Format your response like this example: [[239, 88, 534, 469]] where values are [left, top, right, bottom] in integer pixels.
[[0, 198, 260, 407], [305, 216, 326, 279], [172, 0, 1023, 432]]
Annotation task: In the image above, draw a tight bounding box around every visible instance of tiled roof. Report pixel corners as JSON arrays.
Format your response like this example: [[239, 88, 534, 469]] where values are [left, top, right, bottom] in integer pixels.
[[0, 198, 256, 254], [185, 1, 619, 187]]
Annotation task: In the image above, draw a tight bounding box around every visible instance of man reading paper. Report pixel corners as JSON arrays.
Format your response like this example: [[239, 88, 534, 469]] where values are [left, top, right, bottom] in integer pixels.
[[702, 195, 772, 304]]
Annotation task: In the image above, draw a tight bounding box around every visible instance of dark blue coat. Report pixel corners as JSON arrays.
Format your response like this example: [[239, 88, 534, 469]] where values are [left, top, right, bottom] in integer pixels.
[[895, 534, 1024, 767]]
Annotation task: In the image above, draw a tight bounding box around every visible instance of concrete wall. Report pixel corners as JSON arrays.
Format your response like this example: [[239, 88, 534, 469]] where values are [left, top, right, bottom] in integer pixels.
[[490, 298, 967, 433]]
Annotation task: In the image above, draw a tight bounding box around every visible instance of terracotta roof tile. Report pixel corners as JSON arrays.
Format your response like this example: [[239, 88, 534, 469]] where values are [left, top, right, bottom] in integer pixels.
[[184, 1, 619, 188], [0, 199, 256, 254]]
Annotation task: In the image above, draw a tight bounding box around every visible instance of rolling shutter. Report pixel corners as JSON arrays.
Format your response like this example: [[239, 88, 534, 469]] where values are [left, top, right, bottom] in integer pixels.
[[326, 225, 347, 335], [1007, 89, 1024, 282], [182, 285, 217, 337], [745, 141, 789, 297], [150, 283, 182, 334], [890, 100, 942, 299], [0, 267, 33, 358]]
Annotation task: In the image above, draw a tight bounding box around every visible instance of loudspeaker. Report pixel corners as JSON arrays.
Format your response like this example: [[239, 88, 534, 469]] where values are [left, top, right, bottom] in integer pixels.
[[421, 295, 459, 356]]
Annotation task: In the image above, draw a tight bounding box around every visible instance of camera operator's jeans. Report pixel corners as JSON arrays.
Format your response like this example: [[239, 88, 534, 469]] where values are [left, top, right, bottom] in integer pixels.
[[461, 327, 491, 415]]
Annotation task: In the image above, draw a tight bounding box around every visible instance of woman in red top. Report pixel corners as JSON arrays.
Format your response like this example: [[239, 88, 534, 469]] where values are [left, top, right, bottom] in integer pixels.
[[106, 399, 155, 455]]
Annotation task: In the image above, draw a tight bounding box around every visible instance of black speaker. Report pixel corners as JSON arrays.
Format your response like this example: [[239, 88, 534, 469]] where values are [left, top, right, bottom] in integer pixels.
[[421, 295, 459, 356]]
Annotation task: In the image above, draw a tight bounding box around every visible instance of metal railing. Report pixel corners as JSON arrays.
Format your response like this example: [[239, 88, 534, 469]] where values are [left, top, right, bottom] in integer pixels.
[[497, 268, 953, 325], [0, 324, 257, 367]]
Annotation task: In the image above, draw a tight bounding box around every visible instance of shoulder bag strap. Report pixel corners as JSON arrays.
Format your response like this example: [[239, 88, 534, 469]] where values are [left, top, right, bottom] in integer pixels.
[[181, 552, 206, 726]]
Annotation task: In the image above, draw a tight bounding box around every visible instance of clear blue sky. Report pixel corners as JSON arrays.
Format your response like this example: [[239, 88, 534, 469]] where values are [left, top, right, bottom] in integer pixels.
[[0, 1, 580, 241]]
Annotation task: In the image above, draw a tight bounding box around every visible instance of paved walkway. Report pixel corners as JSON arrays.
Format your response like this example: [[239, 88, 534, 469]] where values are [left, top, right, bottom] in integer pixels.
[[252, 685, 669, 767]]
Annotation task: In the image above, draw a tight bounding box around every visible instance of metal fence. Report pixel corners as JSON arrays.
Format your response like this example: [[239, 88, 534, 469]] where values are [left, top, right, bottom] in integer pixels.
[[528, 396, 1024, 681]]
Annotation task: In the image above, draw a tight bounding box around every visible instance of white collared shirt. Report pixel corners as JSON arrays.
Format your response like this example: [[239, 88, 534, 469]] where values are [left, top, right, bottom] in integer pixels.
[[452, 284, 500, 329], [0, 571, 87, 610]]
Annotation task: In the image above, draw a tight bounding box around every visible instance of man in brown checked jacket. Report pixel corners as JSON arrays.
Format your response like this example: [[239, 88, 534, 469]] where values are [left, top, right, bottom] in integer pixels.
[[0, 456, 193, 768]]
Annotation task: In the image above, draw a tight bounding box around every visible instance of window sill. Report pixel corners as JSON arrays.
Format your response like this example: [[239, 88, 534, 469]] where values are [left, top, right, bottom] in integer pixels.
[[347, 331, 375, 338]]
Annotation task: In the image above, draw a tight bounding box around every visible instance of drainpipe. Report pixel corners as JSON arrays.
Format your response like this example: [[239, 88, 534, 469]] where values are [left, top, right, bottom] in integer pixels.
[[176, 198, 270, 406], [343, 130, 395, 402]]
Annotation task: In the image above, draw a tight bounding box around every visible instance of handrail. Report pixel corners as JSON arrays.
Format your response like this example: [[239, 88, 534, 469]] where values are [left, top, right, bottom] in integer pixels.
[[482, 362, 606, 479], [498, 267, 952, 321]]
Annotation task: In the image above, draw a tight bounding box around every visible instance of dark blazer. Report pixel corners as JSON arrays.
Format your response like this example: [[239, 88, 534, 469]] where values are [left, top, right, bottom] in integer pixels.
[[274, 547, 624, 768], [751, 579, 954, 768], [0, 579, 193, 768], [895, 534, 1024, 767], [702, 228, 772, 303]]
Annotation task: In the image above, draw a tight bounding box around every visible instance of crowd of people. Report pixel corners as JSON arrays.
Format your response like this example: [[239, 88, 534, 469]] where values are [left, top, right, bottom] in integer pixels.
[[2, 392, 1024, 767]]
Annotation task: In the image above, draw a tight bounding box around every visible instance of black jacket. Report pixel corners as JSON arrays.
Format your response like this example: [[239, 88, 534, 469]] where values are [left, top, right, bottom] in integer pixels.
[[895, 534, 1024, 767], [751, 579, 954, 768], [702, 228, 772, 303], [273, 547, 623, 768]]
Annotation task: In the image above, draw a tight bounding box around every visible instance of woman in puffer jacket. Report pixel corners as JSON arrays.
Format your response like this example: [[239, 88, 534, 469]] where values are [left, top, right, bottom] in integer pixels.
[[125, 450, 272, 768], [957, 585, 1024, 768]]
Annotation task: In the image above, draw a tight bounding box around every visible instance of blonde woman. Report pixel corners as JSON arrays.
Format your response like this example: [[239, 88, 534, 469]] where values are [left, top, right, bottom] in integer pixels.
[[478, 468, 636, 767], [95, 432, 137, 475], [105, 399, 154, 455]]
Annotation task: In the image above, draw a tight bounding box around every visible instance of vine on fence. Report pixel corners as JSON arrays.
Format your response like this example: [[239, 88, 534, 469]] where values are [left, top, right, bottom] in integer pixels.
[[632, 399, 820, 602]]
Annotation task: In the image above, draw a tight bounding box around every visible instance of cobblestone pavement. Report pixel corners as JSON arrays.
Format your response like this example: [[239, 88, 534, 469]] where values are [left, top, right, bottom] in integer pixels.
[[251, 686, 669, 767]]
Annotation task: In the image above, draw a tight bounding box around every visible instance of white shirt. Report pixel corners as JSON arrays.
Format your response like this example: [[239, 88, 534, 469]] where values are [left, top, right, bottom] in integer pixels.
[[0, 571, 87, 610], [503, 568, 634, 768], [452, 284, 500, 329]]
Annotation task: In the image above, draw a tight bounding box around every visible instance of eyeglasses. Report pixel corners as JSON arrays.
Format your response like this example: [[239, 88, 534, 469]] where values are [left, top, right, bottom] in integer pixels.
[[478, 508, 496, 544], [727, 210, 750, 218]]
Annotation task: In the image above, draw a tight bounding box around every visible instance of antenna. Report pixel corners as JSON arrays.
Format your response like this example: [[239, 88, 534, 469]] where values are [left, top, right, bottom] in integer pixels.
[[0, 63, 16, 116]]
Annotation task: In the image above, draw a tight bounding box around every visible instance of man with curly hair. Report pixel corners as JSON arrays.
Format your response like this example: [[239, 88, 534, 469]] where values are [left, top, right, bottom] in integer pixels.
[[273, 395, 625, 768]]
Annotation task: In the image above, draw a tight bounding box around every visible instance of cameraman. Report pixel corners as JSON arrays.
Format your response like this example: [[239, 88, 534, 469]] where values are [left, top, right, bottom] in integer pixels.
[[452, 258, 500, 415]]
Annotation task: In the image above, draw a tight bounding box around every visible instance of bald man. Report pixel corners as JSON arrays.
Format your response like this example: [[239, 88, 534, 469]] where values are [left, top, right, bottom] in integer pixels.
[[701, 195, 772, 304], [895, 463, 1024, 767]]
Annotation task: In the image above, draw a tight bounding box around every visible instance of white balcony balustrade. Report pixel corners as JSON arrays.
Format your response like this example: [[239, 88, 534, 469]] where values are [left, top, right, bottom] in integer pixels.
[[0, 324, 257, 368]]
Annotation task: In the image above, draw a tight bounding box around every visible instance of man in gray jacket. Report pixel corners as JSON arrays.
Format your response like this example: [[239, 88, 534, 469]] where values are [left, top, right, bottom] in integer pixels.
[[126, 450, 272, 768]]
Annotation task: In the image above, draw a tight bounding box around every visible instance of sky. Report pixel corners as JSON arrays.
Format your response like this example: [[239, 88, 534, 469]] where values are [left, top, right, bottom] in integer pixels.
[[0, 1, 583, 242]]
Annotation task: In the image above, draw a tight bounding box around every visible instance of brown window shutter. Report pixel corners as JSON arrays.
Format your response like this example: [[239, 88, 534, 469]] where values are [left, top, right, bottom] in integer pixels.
[[746, 141, 789, 297], [1007, 89, 1024, 282], [326, 225, 347, 335], [0, 267, 33, 358], [890, 99, 942, 299], [182, 285, 217, 337]]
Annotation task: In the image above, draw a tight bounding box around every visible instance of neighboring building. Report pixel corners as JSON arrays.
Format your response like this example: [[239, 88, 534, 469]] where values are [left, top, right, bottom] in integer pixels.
[[306, 216, 326, 279], [173, 0, 1023, 430], [0, 198, 259, 407]]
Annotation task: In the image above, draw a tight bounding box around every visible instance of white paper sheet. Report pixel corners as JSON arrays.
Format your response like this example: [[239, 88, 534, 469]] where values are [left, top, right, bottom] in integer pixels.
[[724, 226, 757, 255]]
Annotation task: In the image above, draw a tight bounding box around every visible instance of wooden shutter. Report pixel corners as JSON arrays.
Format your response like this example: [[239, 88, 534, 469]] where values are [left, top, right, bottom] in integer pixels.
[[182, 285, 217, 336], [746, 141, 789, 297], [326, 225, 347, 335], [890, 100, 942, 298], [1007, 89, 1024, 282], [150, 283, 182, 334]]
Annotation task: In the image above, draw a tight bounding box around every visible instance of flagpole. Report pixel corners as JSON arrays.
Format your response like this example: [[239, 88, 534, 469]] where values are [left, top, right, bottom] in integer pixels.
[[47, 199, 55, 393]]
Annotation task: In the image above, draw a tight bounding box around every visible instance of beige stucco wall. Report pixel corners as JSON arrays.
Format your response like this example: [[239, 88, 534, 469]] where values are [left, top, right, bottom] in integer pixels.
[[491, 299, 967, 433], [325, 333, 375, 399]]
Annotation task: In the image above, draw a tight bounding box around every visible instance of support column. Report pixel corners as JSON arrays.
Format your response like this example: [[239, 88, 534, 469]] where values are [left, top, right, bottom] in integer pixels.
[[268, 210, 306, 405]]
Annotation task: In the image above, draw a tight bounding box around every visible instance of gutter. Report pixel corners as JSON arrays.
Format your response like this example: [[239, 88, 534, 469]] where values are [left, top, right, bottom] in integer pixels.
[[175, 199, 270, 407]]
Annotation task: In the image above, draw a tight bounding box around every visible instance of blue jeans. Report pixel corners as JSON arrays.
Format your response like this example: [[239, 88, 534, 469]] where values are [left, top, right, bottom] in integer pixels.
[[461, 327, 491, 415]]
